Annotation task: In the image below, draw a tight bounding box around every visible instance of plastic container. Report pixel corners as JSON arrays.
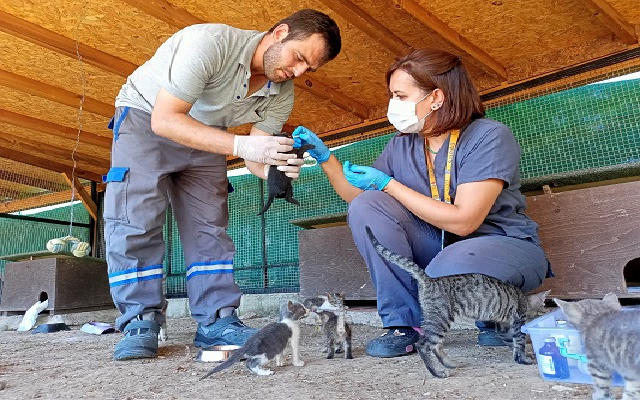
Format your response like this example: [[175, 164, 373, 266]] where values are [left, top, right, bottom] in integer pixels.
[[522, 308, 627, 385]]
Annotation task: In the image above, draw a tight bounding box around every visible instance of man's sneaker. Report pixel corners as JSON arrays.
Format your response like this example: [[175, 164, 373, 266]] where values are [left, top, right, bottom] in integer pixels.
[[193, 315, 257, 349], [114, 319, 160, 360], [365, 327, 420, 358], [476, 321, 509, 347]]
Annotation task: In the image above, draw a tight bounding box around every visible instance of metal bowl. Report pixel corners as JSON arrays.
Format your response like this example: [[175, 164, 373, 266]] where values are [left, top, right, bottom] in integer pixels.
[[196, 345, 241, 362]]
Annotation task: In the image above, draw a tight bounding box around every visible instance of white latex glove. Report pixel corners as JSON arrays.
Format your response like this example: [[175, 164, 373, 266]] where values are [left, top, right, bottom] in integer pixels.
[[263, 157, 304, 179], [278, 157, 304, 179], [233, 135, 295, 166]]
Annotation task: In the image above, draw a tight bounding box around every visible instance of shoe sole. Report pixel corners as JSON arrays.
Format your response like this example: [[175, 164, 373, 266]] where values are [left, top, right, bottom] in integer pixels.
[[365, 343, 417, 358], [193, 339, 227, 349], [114, 346, 157, 360]]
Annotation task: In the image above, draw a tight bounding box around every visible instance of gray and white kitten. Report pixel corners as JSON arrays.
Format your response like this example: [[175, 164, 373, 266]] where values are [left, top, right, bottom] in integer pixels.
[[315, 292, 353, 359], [200, 301, 309, 378], [158, 299, 168, 342], [554, 293, 640, 400], [303, 295, 332, 311], [366, 226, 548, 378]]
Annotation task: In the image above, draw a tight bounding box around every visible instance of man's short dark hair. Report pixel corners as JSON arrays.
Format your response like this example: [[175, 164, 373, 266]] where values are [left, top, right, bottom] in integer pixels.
[[269, 9, 342, 62]]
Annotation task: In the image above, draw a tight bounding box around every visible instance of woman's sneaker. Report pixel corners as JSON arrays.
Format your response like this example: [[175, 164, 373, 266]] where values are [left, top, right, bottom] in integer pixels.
[[365, 327, 420, 358]]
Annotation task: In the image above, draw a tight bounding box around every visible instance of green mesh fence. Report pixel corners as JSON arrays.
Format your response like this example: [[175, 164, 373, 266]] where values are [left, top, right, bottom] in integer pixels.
[[489, 78, 640, 178]]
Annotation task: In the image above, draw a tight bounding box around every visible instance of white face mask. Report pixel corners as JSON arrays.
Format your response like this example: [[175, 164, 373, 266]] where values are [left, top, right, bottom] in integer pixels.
[[387, 92, 432, 133]]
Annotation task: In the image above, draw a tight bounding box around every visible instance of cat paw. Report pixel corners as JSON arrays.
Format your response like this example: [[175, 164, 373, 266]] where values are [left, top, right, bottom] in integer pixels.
[[158, 327, 168, 342], [292, 360, 305, 367], [253, 369, 274, 376], [442, 360, 457, 369], [431, 369, 450, 379], [515, 355, 533, 365]]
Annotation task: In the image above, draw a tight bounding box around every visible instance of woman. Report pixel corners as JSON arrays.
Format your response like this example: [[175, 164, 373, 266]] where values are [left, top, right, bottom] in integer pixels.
[[293, 48, 552, 358]]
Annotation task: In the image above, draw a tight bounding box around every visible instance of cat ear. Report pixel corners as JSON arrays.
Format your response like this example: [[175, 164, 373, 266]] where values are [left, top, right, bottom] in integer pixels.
[[554, 298, 582, 325], [553, 297, 569, 310], [287, 300, 294, 310], [602, 292, 621, 309], [527, 290, 550, 308]]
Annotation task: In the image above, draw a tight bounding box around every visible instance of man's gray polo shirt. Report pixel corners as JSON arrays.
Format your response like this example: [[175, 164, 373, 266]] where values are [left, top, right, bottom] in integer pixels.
[[115, 24, 294, 134]]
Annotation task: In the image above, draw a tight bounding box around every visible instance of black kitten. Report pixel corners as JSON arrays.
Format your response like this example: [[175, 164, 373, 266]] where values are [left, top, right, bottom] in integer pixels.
[[257, 133, 315, 215]]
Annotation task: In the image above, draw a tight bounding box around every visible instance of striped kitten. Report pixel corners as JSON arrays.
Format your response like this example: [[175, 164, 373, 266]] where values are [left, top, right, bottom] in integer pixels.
[[554, 293, 640, 400], [315, 292, 353, 359], [366, 227, 547, 378]]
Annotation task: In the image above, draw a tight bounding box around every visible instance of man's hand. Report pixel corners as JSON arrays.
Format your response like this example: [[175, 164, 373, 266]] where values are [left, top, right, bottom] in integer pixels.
[[292, 126, 331, 163], [277, 158, 305, 179], [343, 161, 392, 191], [234, 135, 295, 165]]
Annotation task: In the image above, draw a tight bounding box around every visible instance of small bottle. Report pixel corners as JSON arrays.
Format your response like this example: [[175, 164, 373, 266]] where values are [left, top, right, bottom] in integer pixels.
[[538, 337, 570, 379]]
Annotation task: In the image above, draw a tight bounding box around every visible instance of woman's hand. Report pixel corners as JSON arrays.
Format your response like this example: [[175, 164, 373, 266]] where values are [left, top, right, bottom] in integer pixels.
[[292, 126, 331, 163], [343, 161, 392, 191]]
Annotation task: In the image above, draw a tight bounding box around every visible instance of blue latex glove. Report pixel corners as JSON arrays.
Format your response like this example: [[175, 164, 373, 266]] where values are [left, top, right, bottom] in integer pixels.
[[292, 126, 331, 163], [343, 161, 392, 191]]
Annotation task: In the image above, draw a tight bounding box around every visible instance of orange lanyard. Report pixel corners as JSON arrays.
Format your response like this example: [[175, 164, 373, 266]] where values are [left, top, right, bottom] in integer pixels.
[[425, 129, 459, 204]]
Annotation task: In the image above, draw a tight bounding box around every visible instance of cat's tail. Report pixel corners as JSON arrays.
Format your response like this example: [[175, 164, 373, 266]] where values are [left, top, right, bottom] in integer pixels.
[[199, 347, 245, 380], [365, 226, 430, 284], [257, 192, 275, 216]]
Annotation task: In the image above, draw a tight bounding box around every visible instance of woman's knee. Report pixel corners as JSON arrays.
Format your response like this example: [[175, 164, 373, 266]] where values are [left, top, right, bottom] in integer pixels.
[[347, 191, 403, 228]]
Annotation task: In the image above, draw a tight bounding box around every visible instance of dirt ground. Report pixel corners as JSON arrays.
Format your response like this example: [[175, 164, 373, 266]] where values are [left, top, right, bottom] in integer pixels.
[[0, 313, 621, 400]]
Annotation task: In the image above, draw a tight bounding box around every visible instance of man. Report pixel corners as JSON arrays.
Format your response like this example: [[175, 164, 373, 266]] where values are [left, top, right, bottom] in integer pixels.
[[103, 9, 341, 360]]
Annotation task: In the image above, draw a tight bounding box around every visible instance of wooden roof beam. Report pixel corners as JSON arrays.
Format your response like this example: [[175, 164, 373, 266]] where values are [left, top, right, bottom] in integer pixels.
[[0, 109, 111, 149], [120, 0, 369, 118], [392, 0, 507, 81], [0, 145, 103, 183], [579, 0, 638, 45], [297, 75, 369, 119], [317, 0, 412, 57], [62, 172, 97, 220], [0, 10, 137, 77], [121, 0, 203, 27], [0, 130, 110, 170], [0, 69, 114, 117], [0, 189, 81, 214]]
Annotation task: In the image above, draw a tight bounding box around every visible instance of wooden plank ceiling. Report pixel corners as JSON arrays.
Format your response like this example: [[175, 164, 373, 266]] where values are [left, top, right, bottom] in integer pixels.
[[0, 0, 638, 210]]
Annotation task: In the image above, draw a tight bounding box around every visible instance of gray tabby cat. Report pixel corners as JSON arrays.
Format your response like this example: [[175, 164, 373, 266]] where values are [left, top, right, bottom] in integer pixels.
[[366, 226, 548, 378], [554, 293, 640, 400], [315, 292, 353, 359], [200, 301, 309, 378]]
